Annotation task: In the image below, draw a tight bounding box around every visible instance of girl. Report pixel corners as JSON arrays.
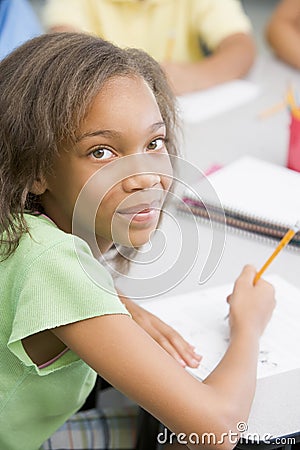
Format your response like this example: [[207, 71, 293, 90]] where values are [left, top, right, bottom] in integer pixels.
[[0, 33, 275, 450]]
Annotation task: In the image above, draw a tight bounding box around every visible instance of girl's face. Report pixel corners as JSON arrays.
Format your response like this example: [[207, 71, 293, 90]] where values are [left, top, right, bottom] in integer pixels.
[[41, 75, 173, 253]]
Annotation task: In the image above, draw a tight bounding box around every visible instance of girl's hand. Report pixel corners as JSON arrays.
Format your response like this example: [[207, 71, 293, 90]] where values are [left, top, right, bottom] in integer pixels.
[[118, 293, 201, 368], [228, 265, 276, 338]]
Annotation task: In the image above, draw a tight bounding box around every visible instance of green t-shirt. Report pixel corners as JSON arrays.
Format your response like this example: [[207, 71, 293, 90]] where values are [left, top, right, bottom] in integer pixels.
[[0, 214, 129, 450]]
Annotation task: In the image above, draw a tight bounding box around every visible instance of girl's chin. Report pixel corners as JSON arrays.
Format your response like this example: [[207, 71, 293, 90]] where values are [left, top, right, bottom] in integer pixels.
[[116, 226, 158, 248], [94, 218, 159, 250]]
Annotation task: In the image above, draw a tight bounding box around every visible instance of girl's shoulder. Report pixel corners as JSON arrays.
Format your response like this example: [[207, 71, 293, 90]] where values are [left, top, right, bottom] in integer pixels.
[[24, 213, 80, 248], [4, 214, 121, 303], [11, 213, 119, 298], [25, 213, 67, 238], [17, 213, 94, 268]]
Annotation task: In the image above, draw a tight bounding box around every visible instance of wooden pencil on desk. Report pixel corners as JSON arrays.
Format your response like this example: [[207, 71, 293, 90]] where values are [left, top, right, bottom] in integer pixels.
[[258, 85, 300, 119], [286, 84, 300, 119], [254, 220, 300, 284], [258, 100, 286, 119]]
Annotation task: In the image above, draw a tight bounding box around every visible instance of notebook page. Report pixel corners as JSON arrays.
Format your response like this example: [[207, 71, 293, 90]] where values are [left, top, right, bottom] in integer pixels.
[[140, 274, 300, 380], [190, 156, 300, 228], [177, 80, 260, 123]]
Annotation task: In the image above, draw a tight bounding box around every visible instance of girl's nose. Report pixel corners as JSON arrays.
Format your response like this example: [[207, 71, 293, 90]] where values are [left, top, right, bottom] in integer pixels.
[[122, 172, 161, 192]]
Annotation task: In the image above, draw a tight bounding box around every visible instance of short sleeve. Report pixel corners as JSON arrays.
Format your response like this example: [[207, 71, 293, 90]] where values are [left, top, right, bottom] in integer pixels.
[[8, 235, 129, 364], [194, 0, 252, 50]]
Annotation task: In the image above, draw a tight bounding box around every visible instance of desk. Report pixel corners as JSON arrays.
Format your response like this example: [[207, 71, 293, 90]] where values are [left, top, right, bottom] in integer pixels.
[[178, 53, 300, 291], [238, 369, 300, 449], [118, 53, 300, 448], [182, 54, 300, 171]]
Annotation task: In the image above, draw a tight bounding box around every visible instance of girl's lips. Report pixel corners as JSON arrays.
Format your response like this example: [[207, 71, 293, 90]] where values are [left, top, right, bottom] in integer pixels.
[[116, 201, 161, 223]]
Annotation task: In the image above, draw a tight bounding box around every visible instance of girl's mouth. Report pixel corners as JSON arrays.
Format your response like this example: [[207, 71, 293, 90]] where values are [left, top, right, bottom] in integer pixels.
[[116, 201, 161, 223]]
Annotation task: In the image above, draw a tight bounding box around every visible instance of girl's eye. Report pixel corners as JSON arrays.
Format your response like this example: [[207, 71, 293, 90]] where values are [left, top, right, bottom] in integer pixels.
[[91, 147, 115, 160], [147, 138, 165, 152]]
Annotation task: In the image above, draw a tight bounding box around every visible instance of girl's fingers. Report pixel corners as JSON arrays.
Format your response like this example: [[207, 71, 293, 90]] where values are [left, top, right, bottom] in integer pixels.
[[156, 338, 201, 368], [130, 305, 202, 368], [157, 329, 202, 368]]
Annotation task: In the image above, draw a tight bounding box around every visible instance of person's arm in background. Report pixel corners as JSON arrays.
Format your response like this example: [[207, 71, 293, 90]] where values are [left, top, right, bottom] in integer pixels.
[[161, 32, 256, 96], [265, 0, 300, 69]]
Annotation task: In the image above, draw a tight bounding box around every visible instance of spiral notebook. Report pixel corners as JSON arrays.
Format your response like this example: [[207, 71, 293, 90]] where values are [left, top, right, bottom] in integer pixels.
[[178, 156, 300, 248]]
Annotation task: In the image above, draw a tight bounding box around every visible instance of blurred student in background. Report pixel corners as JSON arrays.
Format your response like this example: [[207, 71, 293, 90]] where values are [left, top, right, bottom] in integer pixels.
[[42, 0, 256, 95], [265, 0, 300, 70], [0, 0, 42, 60]]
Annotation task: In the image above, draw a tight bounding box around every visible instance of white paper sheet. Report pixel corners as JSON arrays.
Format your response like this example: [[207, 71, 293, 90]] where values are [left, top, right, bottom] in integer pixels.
[[140, 274, 300, 380], [177, 80, 260, 123]]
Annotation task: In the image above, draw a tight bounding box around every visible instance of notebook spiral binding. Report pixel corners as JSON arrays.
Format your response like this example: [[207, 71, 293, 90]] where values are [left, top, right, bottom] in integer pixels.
[[176, 197, 300, 252]]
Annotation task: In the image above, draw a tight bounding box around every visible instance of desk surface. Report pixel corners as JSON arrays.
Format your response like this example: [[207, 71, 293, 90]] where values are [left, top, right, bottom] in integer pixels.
[[243, 369, 300, 444], [118, 53, 300, 444], [183, 54, 300, 171]]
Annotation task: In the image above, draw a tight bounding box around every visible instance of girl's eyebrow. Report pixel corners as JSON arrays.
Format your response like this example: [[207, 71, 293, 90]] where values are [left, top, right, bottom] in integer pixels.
[[76, 129, 121, 142], [148, 121, 166, 132], [76, 121, 166, 142]]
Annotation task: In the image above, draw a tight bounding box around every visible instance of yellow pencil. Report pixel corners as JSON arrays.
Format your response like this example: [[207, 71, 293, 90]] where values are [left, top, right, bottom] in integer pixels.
[[258, 85, 300, 120], [286, 85, 300, 119], [165, 31, 175, 62], [258, 100, 286, 119], [254, 221, 300, 284]]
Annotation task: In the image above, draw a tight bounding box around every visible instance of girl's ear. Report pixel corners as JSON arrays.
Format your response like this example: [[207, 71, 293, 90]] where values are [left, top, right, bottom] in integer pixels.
[[30, 178, 48, 195]]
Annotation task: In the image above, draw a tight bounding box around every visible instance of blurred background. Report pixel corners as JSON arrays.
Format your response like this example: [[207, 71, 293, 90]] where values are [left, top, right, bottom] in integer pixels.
[[29, 0, 281, 55]]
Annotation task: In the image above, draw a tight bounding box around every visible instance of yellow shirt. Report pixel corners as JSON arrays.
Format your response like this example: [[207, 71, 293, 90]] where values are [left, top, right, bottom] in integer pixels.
[[43, 0, 252, 62]]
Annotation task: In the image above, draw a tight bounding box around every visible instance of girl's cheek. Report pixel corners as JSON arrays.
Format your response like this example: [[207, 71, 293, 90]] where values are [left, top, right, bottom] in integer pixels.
[[163, 175, 173, 192]]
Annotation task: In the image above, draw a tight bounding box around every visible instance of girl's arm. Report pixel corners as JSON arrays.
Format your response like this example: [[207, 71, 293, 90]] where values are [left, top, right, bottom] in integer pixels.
[[161, 33, 256, 96], [117, 289, 201, 369], [265, 0, 300, 69], [52, 265, 275, 450]]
